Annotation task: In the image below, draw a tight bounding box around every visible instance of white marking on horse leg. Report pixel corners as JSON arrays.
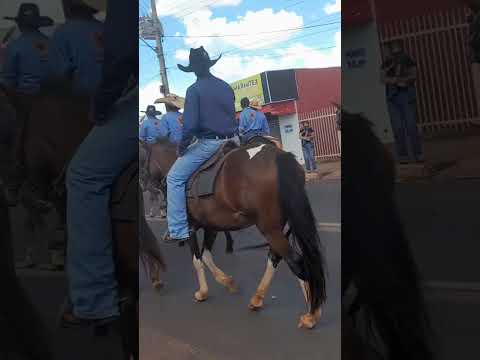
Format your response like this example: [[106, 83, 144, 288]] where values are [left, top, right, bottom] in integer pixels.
[[249, 259, 276, 310], [246, 144, 266, 159], [192, 256, 208, 301], [297, 279, 322, 329], [202, 250, 237, 292]]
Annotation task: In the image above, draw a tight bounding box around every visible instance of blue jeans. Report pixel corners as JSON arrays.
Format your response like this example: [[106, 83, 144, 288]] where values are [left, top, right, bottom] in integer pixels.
[[167, 138, 226, 239], [66, 89, 138, 319], [302, 142, 316, 171], [387, 89, 423, 161]]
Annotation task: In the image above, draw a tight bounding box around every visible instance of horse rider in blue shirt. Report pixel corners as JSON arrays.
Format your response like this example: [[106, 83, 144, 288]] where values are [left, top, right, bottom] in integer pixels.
[[238, 97, 270, 144], [139, 105, 163, 144], [62, 0, 138, 327], [0, 3, 53, 205], [48, 0, 104, 95], [154, 93, 185, 144], [163, 46, 239, 244]]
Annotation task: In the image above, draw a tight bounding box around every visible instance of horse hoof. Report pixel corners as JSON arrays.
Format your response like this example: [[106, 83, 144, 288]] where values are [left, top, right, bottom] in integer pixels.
[[152, 280, 164, 290], [194, 291, 208, 302], [217, 276, 238, 293], [297, 309, 322, 329], [248, 295, 264, 311]]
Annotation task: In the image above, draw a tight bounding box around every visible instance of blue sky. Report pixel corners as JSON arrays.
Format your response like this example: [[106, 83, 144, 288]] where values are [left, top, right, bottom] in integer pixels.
[[139, 0, 341, 112]]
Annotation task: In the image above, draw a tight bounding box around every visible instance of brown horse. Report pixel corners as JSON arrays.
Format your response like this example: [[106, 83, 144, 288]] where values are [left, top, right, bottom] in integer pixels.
[[0, 84, 163, 359], [149, 137, 326, 329], [140, 139, 235, 253], [0, 183, 54, 359]]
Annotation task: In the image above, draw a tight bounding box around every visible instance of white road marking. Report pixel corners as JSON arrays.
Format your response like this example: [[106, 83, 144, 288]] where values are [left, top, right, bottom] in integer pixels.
[[246, 144, 266, 159]]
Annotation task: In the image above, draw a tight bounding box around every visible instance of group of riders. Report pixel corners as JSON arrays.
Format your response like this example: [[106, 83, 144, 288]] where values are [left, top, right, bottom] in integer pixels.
[[1, 0, 139, 329], [139, 85, 272, 219], [0, 0, 275, 331]]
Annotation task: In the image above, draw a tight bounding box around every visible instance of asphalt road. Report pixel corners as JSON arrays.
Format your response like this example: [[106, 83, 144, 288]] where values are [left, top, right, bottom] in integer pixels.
[[140, 181, 341, 360], [7, 179, 480, 359]]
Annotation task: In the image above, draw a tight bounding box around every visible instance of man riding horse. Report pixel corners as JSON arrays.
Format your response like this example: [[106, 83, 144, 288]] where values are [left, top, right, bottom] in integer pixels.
[[238, 97, 270, 144], [62, 0, 137, 328], [1, 3, 53, 205], [163, 46, 239, 244]]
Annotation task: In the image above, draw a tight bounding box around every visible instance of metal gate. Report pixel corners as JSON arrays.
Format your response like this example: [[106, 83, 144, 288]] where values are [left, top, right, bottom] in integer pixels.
[[378, 6, 480, 133], [298, 106, 340, 161]]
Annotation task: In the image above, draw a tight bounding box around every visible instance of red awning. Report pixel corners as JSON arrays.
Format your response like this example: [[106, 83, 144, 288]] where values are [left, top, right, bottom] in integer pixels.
[[263, 101, 296, 116]]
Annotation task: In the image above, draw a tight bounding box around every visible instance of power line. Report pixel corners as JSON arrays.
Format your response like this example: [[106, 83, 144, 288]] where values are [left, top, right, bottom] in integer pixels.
[[161, 21, 340, 38]]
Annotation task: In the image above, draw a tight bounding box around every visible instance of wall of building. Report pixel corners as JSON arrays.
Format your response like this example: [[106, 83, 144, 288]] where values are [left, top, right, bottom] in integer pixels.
[[342, 22, 394, 144], [279, 112, 304, 164], [295, 68, 341, 113]]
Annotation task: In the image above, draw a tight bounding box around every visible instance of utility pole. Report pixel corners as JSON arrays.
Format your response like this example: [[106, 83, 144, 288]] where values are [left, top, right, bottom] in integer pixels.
[[150, 0, 169, 95]]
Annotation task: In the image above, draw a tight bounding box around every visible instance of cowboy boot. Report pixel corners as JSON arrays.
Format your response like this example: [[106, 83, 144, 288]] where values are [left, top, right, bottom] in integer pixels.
[[38, 250, 65, 271], [15, 247, 35, 269]]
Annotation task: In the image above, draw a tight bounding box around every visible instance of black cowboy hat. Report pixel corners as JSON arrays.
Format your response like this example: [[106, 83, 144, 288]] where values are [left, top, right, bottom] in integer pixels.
[[141, 105, 162, 116], [177, 46, 222, 73], [4, 3, 54, 28]]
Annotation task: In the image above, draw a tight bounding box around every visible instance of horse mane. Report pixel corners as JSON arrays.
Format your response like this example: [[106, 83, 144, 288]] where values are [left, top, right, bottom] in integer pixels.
[[342, 110, 433, 359]]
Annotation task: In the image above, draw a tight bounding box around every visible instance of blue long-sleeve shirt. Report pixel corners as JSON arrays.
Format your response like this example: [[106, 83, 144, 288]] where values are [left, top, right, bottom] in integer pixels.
[[239, 107, 270, 136], [139, 115, 164, 143], [93, 0, 137, 123], [0, 30, 50, 94], [181, 74, 237, 144], [48, 18, 104, 95], [159, 111, 183, 144]]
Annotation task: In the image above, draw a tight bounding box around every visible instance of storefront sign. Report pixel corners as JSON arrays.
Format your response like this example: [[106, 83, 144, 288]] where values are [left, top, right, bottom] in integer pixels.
[[231, 73, 265, 112]]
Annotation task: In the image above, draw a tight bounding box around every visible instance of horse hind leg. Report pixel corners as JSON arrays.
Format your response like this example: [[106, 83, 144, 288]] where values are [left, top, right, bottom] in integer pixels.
[[249, 249, 282, 311], [284, 253, 322, 329], [188, 232, 209, 302], [267, 229, 322, 329], [202, 230, 237, 293]]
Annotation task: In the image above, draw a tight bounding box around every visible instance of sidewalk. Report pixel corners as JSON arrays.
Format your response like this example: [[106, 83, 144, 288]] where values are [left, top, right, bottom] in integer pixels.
[[305, 159, 341, 182], [390, 128, 480, 182]]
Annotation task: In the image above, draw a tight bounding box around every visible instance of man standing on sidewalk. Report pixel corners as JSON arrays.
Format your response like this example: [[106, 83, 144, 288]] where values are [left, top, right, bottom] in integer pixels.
[[300, 121, 317, 172], [381, 39, 424, 163]]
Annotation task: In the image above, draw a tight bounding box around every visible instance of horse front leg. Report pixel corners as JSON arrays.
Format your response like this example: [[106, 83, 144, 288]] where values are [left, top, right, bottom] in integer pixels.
[[202, 230, 237, 293], [188, 232, 209, 302]]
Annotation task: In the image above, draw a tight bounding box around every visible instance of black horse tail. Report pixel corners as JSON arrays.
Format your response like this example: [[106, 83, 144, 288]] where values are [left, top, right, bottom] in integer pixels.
[[275, 151, 327, 312]]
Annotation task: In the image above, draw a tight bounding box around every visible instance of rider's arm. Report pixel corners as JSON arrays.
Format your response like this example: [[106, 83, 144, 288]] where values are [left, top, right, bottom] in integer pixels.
[[1, 43, 18, 88], [262, 113, 270, 135], [92, 0, 137, 124], [238, 111, 247, 134], [179, 86, 199, 146], [139, 120, 148, 141], [47, 27, 73, 81]]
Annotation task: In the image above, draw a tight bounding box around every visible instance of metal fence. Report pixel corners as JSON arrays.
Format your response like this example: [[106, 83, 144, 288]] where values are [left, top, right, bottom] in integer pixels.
[[298, 106, 340, 161], [378, 6, 479, 133]]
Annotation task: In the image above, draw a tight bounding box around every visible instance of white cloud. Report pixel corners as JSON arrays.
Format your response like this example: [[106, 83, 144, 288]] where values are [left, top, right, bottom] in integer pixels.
[[324, 0, 341, 15], [210, 31, 341, 83], [155, 0, 242, 18], [175, 49, 190, 61], [139, 80, 162, 114], [180, 8, 304, 53]]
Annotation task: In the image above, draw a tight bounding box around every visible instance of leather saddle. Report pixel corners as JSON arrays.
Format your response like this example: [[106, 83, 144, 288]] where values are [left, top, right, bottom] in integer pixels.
[[246, 135, 282, 149], [186, 140, 238, 199]]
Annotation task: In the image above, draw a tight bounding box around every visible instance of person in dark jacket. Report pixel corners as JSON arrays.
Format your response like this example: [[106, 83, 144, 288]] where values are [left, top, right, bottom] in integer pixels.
[[63, 0, 138, 326], [163, 46, 239, 243]]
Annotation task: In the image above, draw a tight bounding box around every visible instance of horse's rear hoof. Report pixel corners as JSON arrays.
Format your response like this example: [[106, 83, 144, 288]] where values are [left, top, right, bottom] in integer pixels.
[[297, 309, 322, 329], [248, 295, 264, 311], [194, 291, 208, 302], [152, 280, 164, 290]]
